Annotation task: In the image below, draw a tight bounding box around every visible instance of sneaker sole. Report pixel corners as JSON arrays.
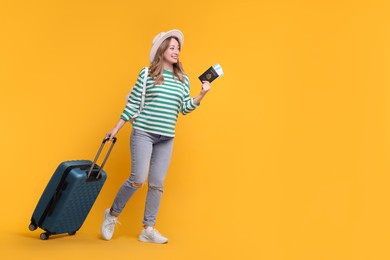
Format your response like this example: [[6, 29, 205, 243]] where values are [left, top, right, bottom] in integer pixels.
[[101, 227, 113, 241], [138, 235, 168, 244]]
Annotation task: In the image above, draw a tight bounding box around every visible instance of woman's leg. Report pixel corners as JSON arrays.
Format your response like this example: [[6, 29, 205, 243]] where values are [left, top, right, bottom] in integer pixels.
[[110, 129, 154, 215], [142, 135, 174, 227]]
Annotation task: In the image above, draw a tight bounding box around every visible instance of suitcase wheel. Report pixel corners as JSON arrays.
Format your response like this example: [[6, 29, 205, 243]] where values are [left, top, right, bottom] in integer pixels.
[[40, 232, 50, 240], [28, 223, 37, 231]]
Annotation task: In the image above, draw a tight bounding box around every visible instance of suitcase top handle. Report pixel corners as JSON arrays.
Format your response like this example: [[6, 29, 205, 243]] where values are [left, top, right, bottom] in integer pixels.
[[87, 137, 117, 179]]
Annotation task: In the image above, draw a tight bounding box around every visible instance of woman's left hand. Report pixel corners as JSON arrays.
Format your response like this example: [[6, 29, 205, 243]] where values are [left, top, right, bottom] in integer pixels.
[[201, 81, 211, 95], [193, 81, 212, 105]]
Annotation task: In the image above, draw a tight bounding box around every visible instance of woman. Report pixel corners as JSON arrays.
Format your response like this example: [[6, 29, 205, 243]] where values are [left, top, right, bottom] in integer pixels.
[[101, 29, 211, 244]]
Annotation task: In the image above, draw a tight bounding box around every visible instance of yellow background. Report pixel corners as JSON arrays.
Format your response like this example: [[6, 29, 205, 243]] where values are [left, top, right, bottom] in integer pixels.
[[1, 0, 390, 259]]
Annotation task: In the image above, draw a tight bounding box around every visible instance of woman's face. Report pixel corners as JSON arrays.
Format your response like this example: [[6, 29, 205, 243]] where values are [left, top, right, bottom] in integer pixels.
[[163, 38, 180, 65]]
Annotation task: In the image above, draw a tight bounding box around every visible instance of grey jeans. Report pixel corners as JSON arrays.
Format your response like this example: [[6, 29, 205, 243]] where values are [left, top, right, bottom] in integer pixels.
[[110, 128, 174, 227]]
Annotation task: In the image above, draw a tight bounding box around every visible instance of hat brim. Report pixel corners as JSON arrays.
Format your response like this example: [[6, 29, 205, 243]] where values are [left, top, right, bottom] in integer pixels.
[[149, 29, 184, 63]]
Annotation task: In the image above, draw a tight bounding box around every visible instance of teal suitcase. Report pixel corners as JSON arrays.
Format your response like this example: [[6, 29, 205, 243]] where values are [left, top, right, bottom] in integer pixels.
[[29, 137, 116, 240]]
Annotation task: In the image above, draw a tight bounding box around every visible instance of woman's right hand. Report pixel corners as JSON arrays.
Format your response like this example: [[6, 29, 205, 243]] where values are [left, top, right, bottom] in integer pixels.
[[106, 118, 126, 141], [106, 128, 119, 141]]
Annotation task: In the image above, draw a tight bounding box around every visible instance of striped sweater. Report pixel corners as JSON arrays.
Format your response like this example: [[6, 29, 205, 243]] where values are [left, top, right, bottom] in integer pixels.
[[121, 68, 199, 137]]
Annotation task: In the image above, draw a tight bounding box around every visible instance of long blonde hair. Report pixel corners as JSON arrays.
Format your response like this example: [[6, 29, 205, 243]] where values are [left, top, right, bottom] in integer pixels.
[[149, 36, 186, 85]]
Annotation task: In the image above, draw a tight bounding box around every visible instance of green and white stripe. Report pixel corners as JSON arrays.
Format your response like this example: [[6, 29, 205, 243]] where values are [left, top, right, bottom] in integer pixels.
[[121, 68, 199, 137]]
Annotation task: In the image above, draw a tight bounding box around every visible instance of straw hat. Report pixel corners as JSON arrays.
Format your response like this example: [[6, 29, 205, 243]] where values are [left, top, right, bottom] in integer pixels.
[[149, 29, 184, 62]]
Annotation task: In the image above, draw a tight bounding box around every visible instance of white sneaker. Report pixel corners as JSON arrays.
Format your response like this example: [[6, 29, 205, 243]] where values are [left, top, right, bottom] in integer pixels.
[[100, 209, 120, 240], [138, 226, 168, 244]]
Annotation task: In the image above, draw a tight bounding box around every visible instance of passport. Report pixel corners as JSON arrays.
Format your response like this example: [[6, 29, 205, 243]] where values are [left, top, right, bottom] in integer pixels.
[[198, 64, 224, 83]]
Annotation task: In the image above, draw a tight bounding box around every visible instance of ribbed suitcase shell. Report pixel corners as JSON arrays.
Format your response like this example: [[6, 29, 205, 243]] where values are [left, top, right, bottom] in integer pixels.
[[30, 160, 107, 238]]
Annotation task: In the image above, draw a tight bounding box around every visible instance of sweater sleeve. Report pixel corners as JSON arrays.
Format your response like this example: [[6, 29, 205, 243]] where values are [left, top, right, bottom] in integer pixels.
[[121, 68, 147, 121], [181, 75, 200, 115]]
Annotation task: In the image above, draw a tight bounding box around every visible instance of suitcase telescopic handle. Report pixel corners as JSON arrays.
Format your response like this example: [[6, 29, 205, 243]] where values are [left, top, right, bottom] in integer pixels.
[[87, 137, 117, 179]]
